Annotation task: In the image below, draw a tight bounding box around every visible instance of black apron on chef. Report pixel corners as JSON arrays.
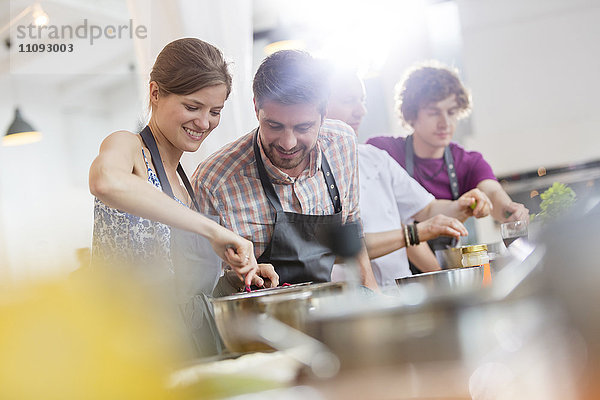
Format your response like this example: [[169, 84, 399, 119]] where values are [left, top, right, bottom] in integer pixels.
[[140, 126, 224, 357], [405, 134, 459, 272], [253, 130, 343, 284]]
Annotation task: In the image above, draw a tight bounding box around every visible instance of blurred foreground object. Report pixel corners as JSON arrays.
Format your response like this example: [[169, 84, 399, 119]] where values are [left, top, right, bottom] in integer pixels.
[[537, 201, 600, 400], [0, 271, 179, 400], [533, 182, 577, 223]]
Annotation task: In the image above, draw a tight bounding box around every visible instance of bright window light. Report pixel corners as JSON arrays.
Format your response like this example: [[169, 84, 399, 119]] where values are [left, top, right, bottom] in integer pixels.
[[274, 0, 428, 76]]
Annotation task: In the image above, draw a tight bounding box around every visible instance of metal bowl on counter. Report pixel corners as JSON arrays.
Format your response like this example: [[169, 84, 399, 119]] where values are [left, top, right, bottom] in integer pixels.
[[434, 247, 464, 269], [295, 241, 580, 399], [298, 248, 579, 399], [395, 265, 485, 294], [211, 281, 346, 353]]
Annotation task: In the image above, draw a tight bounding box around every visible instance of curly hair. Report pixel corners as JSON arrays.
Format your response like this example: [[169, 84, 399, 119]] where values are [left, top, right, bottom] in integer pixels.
[[253, 50, 330, 116], [395, 61, 471, 127]]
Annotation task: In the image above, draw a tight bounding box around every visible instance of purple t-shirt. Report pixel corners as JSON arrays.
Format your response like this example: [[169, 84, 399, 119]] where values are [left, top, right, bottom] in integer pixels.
[[366, 136, 497, 200]]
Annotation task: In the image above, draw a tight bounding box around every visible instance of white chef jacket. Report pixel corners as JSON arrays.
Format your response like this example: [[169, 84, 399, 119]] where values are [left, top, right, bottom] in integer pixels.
[[355, 144, 433, 287]]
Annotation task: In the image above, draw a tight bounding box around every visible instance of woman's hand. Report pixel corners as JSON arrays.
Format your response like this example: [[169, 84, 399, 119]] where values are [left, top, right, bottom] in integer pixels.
[[209, 224, 258, 286], [416, 215, 468, 243]]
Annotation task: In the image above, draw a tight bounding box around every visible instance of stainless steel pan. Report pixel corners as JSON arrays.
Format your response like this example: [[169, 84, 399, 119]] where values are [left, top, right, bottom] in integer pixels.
[[395, 265, 485, 294], [211, 282, 346, 353]]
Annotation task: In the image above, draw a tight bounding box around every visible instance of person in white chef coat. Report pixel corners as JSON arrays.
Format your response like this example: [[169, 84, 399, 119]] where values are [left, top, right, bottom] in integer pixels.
[[327, 68, 492, 289]]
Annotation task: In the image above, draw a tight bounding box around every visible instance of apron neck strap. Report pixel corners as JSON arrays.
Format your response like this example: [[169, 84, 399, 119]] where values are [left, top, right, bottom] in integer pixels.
[[405, 134, 415, 177], [321, 153, 342, 213], [405, 134, 460, 200], [140, 126, 200, 211], [253, 130, 342, 213]]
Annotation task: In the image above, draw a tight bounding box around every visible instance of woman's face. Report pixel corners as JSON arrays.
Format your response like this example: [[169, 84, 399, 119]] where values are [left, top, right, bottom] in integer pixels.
[[150, 83, 228, 153]]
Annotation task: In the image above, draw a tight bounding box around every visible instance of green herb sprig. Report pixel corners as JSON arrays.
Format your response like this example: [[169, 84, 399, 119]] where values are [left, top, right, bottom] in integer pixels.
[[533, 182, 577, 222]]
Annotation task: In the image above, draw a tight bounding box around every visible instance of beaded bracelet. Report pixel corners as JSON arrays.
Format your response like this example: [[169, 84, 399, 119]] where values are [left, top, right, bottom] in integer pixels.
[[411, 222, 420, 245], [407, 223, 415, 246]]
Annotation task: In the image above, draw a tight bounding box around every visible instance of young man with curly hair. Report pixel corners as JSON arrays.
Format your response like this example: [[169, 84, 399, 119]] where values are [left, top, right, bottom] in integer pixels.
[[367, 62, 528, 253]]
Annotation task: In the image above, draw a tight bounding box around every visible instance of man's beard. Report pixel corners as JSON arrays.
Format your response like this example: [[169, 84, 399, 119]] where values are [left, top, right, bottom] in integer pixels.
[[264, 143, 309, 171]]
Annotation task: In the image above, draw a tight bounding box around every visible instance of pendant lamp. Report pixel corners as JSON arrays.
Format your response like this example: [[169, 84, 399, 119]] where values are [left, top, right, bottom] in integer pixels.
[[263, 26, 305, 55], [3, 108, 42, 146]]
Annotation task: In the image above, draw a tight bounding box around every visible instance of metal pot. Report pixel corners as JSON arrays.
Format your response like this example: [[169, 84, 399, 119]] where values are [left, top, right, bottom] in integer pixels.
[[298, 247, 578, 398], [395, 265, 485, 295], [211, 282, 346, 353], [434, 247, 464, 269]]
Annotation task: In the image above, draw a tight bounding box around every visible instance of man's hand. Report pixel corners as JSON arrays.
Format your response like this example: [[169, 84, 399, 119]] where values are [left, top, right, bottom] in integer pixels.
[[251, 263, 279, 288], [502, 201, 529, 222], [416, 215, 468, 242], [456, 188, 492, 220]]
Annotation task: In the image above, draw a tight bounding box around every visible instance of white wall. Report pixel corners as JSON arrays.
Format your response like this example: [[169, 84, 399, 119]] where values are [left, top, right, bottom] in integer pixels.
[[457, 0, 600, 176], [0, 73, 141, 281]]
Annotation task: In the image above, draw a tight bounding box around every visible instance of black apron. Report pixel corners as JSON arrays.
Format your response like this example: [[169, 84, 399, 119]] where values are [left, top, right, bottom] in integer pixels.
[[253, 131, 343, 284], [405, 135, 459, 272], [140, 126, 224, 357]]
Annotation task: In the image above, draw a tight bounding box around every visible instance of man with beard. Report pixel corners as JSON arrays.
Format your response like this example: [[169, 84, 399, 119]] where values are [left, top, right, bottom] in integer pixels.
[[192, 50, 378, 290]]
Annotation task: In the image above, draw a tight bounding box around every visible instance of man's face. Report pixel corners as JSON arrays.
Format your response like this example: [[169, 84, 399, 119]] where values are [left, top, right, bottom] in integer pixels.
[[255, 100, 323, 177], [326, 75, 367, 135], [410, 94, 460, 151]]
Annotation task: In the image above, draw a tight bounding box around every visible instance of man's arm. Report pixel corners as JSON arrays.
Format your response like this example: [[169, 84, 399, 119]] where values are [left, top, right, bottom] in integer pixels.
[[406, 243, 441, 272], [477, 179, 529, 222], [363, 230, 406, 260], [357, 245, 379, 290], [363, 215, 467, 260]]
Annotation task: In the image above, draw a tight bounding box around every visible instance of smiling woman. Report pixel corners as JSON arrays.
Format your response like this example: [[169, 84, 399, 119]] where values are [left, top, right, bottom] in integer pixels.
[[87, 38, 282, 357], [88, 38, 251, 274]]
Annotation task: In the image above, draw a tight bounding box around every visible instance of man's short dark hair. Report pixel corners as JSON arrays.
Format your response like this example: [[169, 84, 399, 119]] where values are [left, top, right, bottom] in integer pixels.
[[253, 50, 330, 116], [396, 61, 472, 127]]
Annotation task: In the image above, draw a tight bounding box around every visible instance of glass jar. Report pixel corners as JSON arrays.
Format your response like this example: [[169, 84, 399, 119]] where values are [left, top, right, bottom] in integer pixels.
[[461, 244, 492, 286]]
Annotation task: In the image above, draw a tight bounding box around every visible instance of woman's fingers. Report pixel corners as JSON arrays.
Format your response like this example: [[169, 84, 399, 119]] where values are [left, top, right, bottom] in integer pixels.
[[223, 246, 258, 287], [224, 241, 253, 266], [224, 246, 242, 264]]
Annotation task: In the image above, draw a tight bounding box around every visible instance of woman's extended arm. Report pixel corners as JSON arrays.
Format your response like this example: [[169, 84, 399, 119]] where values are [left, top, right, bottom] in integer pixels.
[[89, 131, 258, 284]]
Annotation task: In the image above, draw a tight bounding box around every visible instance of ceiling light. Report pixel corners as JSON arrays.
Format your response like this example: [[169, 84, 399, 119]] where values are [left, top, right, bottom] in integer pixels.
[[3, 108, 42, 146]]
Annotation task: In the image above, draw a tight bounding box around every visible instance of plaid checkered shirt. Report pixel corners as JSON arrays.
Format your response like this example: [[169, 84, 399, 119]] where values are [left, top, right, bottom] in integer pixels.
[[191, 119, 362, 258]]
